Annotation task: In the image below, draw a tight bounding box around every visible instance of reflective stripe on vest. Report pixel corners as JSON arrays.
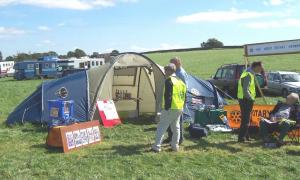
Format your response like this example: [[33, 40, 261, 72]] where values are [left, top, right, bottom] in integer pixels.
[[162, 76, 187, 110], [237, 71, 256, 99]]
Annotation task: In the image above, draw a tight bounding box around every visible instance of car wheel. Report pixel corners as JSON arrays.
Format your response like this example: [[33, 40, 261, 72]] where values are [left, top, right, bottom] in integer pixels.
[[282, 89, 289, 98]]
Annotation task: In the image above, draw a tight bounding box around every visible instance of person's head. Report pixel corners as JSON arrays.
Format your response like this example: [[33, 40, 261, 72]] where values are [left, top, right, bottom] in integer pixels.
[[170, 57, 182, 70], [164, 63, 176, 77], [251, 61, 263, 74], [286, 93, 299, 105]]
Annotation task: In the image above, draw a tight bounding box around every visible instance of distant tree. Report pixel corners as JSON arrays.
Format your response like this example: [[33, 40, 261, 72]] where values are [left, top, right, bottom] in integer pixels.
[[90, 52, 100, 58], [110, 50, 119, 56], [14, 53, 32, 62], [58, 55, 68, 59], [201, 38, 224, 49], [47, 51, 58, 57], [5, 56, 14, 61], [0, 51, 2, 61], [74, 49, 86, 58], [67, 51, 76, 58], [31, 53, 42, 60]]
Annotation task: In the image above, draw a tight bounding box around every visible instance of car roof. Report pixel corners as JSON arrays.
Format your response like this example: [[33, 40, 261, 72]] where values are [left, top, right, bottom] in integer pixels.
[[268, 71, 299, 75], [220, 64, 244, 68]]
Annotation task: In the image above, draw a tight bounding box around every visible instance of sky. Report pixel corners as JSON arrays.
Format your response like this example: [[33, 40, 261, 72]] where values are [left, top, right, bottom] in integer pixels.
[[0, 0, 300, 57]]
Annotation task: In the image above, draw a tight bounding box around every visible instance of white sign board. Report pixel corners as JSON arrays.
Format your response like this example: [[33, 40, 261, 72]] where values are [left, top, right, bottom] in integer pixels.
[[245, 39, 300, 56]]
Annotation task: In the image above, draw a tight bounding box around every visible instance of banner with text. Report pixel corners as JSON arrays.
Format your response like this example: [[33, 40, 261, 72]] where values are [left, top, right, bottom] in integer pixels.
[[244, 39, 300, 56]]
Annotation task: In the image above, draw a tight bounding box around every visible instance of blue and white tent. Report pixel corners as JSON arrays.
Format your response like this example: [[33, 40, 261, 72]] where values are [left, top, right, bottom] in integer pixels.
[[7, 53, 226, 125]]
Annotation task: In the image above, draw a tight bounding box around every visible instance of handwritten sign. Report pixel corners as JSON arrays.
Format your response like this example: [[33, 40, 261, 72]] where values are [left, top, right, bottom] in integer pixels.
[[244, 39, 300, 56], [60, 120, 102, 153]]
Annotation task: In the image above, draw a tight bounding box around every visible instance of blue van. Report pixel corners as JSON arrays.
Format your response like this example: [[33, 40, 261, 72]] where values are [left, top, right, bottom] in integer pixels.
[[14, 61, 58, 80]]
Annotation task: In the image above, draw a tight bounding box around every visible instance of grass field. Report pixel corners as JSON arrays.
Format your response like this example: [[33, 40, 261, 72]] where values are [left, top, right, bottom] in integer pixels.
[[0, 48, 300, 179]]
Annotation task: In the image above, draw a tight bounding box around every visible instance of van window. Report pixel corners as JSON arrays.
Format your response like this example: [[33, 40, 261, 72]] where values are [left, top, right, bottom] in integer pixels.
[[222, 67, 234, 79], [215, 69, 222, 79], [27, 64, 34, 69]]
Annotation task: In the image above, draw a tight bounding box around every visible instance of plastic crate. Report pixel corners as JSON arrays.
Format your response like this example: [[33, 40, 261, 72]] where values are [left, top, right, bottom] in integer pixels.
[[209, 109, 227, 125], [195, 110, 210, 126], [195, 109, 227, 126]]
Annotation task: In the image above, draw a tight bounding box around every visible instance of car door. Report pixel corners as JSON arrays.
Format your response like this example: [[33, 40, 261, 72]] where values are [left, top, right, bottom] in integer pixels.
[[221, 67, 235, 93], [272, 73, 282, 95], [266, 73, 275, 94], [212, 68, 224, 89]]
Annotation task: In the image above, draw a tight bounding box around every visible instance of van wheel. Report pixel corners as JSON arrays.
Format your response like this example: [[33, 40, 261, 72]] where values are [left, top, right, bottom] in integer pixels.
[[282, 89, 288, 98]]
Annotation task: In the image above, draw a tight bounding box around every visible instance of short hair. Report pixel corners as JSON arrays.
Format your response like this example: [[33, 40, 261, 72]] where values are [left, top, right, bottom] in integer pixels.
[[251, 61, 262, 68], [170, 57, 181, 64], [164, 63, 176, 73]]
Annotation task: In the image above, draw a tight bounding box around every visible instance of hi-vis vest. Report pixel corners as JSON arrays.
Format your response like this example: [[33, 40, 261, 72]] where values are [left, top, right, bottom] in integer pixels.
[[162, 76, 187, 110], [237, 71, 256, 100]]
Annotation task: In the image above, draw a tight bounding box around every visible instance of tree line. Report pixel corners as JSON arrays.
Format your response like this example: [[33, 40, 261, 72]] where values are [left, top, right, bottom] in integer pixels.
[[0, 49, 120, 62], [0, 38, 224, 62]]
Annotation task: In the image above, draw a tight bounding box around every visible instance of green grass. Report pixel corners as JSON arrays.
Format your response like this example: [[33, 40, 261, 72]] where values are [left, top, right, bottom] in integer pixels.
[[0, 49, 300, 179], [146, 48, 300, 79]]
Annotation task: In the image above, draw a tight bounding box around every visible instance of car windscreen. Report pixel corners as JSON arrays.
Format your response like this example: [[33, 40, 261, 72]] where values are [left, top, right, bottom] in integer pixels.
[[280, 74, 300, 82]]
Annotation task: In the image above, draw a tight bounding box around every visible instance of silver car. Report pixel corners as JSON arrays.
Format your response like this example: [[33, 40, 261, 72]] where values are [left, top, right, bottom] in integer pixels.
[[267, 71, 300, 97]]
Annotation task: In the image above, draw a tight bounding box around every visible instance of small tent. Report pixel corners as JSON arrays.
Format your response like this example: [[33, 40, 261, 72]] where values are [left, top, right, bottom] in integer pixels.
[[7, 53, 226, 125]]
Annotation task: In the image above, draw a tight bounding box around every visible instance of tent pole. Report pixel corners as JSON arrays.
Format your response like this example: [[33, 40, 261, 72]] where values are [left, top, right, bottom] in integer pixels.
[[136, 68, 142, 119], [255, 76, 268, 104]]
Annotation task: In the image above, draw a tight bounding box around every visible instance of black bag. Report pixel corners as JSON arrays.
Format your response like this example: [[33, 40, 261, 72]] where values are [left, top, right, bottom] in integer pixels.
[[188, 123, 208, 139]]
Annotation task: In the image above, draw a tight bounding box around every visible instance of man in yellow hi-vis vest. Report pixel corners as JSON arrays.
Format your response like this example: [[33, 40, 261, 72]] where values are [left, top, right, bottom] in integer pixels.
[[237, 61, 263, 143], [152, 63, 186, 152]]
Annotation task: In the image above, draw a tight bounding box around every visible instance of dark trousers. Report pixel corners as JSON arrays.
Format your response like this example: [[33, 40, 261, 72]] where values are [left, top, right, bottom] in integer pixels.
[[238, 99, 254, 140], [167, 114, 184, 144]]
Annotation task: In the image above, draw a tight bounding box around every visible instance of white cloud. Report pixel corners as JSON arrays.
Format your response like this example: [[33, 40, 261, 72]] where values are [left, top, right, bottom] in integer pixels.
[[263, 0, 298, 6], [245, 18, 300, 29], [0, 27, 25, 37], [42, 39, 52, 44], [264, 0, 285, 6], [57, 23, 66, 27], [176, 8, 273, 23], [0, 0, 137, 10], [38, 25, 51, 31]]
